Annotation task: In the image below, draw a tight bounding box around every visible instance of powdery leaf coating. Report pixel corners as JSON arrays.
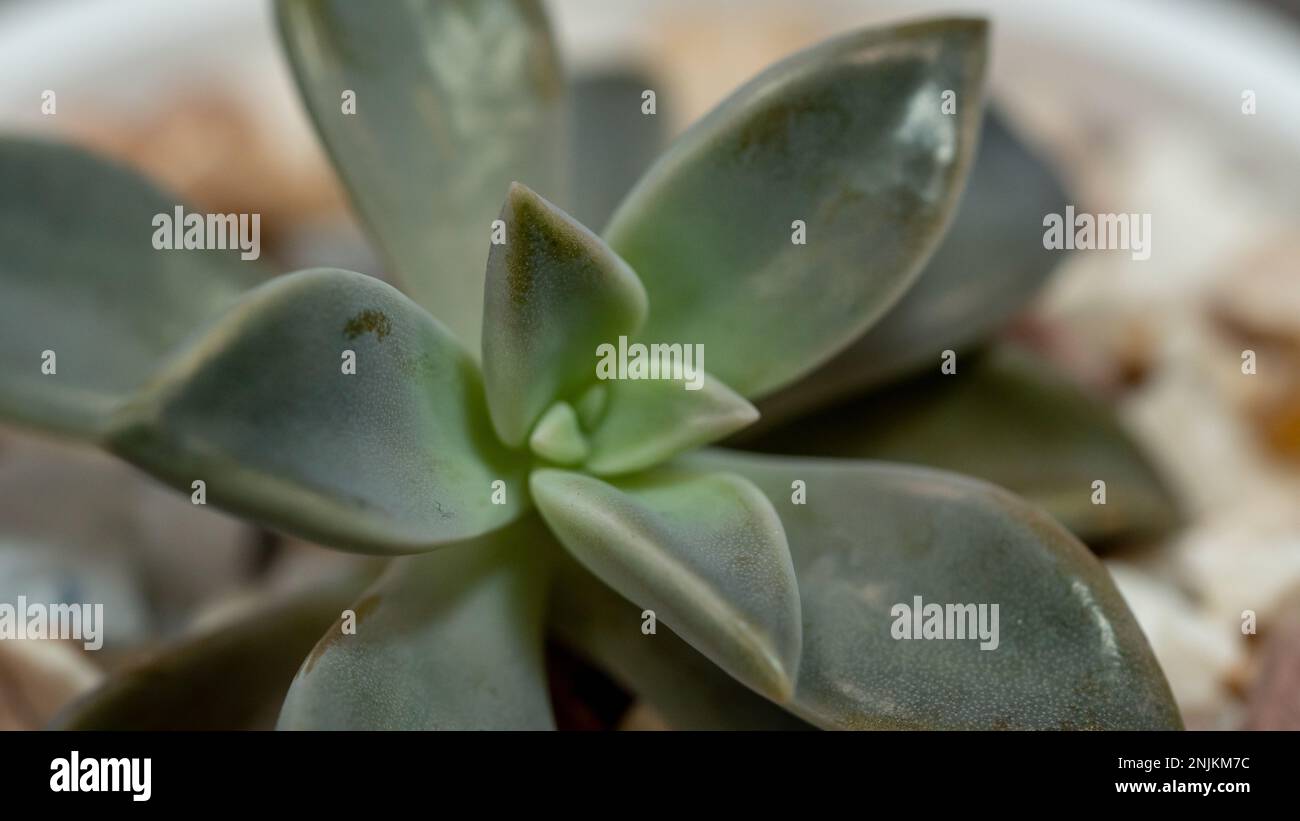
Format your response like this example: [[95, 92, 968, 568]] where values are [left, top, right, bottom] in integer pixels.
[[482, 183, 648, 446], [604, 18, 988, 398], [108, 269, 529, 555], [278, 518, 553, 730], [685, 449, 1182, 729], [0, 138, 270, 440], [531, 467, 802, 702], [276, 0, 565, 349]]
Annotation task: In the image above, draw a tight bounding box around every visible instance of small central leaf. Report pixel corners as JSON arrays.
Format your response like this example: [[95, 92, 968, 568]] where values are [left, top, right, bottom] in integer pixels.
[[529, 401, 589, 465], [482, 183, 648, 447]]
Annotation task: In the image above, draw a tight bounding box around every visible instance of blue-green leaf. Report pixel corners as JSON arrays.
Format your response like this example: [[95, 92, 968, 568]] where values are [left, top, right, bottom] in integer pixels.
[[685, 449, 1182, 729], [751, 110, 1070, 427], [531, 467, 801, 702], [278, 518, 553, 730], [108, 268, 528, 555], [550, 549, 811, 730], [604, 18, 988, 398]]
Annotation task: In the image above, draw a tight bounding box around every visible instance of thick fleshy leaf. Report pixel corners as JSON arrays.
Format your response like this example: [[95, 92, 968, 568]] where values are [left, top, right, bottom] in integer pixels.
[[750, 110, 1070, 429], [278, 518, 553, 730], [743, 346, 1181, 545], [276, 0, 565, 348], [585, 372, 757, 475], [482, 184, 647, 446], [684, 449, 1183, 729], [530, 467, 801, 702], [52, 573, 373, 730], [107, 268, 529, 555], [0, 137, 269, 440], [603, 18, 988, 398], [549, 549, 811, 730]]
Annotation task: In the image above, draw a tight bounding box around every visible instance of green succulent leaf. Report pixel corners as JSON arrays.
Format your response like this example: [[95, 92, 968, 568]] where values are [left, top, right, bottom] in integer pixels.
[[0, 137, 270, 440], [278, 518, 554, 730], [530, 467, 801, 703], [550, 549, 811, 730], [52, 573, 373, 730], [743, 345, 1180, 545], [108, 268, 528, 555], [584, 372, 757, 475], [684, 449, 1183, 729], [275, 0, 566, 348], [603, 18, 988, 398], [482, 184, 648, 447], [751, 110, 1070, 428]]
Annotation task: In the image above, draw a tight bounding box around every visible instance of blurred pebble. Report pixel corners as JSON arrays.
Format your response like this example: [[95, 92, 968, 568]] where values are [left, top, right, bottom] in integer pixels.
[[0, 428, 257, 634], [1106, 562, 1245, 729], [0, 637, 103, 730]]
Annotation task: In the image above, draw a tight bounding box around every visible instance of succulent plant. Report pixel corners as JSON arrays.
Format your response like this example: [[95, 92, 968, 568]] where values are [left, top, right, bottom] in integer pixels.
[[1, 1, 1182, 730]]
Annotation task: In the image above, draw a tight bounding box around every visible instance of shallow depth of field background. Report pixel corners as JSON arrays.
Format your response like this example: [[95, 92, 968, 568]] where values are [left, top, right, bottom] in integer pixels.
[[1, 0, 1299, 729]]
